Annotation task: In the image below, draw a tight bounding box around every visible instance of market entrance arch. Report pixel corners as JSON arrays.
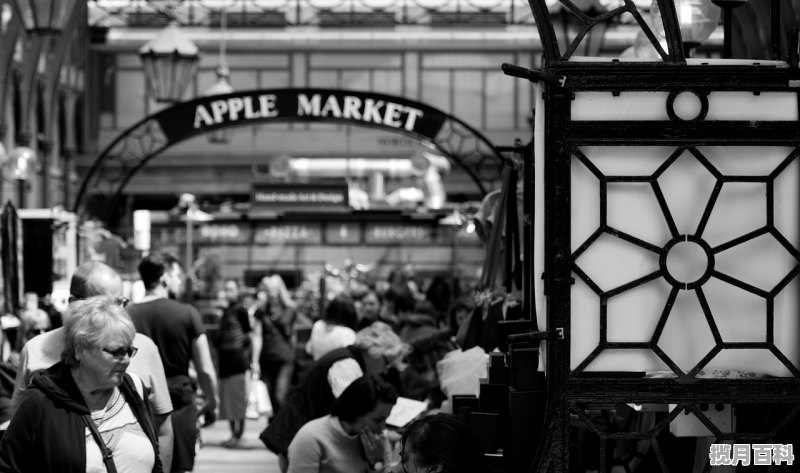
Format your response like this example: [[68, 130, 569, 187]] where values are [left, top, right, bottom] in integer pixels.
[[73, 88, 506, 221]]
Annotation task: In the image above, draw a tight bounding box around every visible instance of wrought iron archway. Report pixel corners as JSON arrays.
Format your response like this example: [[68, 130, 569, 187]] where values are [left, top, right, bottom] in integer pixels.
[[73, 88, 505, 221]]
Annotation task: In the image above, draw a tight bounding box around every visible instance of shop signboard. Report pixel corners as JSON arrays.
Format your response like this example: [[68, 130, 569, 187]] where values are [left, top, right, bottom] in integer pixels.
[[324, 222, 362, 244], [196, 223, 251, 244], [253, 223, 322, 244], [157, 89, 448, 143], [251, 183, 349, 211], [151, 222, 252, 245], [364, 223, 438, 244]]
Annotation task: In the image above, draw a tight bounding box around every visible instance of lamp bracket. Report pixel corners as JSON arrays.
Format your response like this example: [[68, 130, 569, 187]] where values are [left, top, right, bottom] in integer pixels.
[[501, 63, 565, 87], [507, 328, 564, 343]]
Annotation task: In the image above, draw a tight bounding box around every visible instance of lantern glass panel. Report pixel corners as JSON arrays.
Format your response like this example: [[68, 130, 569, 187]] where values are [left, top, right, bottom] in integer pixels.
[[141, 53, 198, 103], [14, 0, 76, 33]]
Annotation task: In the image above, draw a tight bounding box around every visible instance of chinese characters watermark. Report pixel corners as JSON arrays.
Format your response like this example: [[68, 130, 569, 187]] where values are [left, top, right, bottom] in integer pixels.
[[710, 443, 794, 466]]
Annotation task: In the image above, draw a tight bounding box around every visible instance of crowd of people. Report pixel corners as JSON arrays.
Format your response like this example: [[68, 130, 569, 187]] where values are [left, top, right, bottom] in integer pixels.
[[0, 253, 487, 473]]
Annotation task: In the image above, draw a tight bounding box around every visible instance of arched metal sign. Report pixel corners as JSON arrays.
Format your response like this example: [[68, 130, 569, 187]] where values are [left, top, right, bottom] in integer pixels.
[[73, 88, 505, 221]]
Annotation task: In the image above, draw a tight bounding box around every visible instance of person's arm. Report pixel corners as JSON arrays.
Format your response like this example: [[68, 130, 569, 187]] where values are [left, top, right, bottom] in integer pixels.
[[287, 424, 322, 473], [191, 333, 219, 423], [10, 345, 31, 414], [154, 413, 173, 472], [251, 317, 262, 377], [278, 306, 297, 337], [0, 392, 40, 472], [132, 335, 174, 470]]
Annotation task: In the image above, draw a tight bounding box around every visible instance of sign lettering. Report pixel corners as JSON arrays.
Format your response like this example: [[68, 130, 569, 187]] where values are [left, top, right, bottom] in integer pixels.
[[296, 94, 423, 132], [251, 183, 349, 211], [254, 224, 322, 244], [364, 223, 432, 243], [158, 89, 446, 142], [194, 94, 279, 128]]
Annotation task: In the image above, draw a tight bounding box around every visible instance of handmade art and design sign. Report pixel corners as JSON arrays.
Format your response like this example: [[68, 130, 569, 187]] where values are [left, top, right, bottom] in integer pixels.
[[251, 183, 349, 211]]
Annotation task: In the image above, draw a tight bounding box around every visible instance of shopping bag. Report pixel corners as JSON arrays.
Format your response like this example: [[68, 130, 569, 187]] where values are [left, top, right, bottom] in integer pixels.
[[246, 376, 273, 420], [436, 346, 489, 400]]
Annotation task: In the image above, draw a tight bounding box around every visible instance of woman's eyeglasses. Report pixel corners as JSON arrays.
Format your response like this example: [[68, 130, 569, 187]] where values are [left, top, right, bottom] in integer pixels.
[[102, 346, 138, 359]]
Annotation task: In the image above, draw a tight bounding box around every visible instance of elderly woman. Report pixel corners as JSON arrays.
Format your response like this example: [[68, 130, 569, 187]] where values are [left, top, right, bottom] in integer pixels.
[[261, 321, 409, 473], [287, 375, 397, 473], [0, 296, 162, 473], [399, 413, 486, 473]]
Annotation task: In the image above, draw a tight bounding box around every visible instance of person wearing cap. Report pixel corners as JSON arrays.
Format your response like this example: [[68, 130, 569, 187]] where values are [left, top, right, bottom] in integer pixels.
[[261, 321, 409, 473]]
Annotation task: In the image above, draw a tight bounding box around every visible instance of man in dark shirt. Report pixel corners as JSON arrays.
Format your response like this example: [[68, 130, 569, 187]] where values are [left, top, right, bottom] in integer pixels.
[[127, 252, 218, 473]]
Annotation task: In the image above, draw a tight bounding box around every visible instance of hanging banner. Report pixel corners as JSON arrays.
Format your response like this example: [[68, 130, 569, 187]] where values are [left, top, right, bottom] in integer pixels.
[[157, 88, 448, 143]]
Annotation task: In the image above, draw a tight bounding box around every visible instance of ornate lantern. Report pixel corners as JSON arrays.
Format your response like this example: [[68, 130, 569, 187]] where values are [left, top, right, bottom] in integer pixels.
[[138, 22, 199, 103]]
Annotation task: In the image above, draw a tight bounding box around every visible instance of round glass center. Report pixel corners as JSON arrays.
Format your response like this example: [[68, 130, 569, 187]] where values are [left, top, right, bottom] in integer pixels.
[[665, 241, 708, 283], [673, 91, 703, 121]]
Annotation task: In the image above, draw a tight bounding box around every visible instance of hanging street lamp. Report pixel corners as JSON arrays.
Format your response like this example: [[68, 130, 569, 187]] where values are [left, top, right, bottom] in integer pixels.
[[202, 65, 234, 144], [6, 146, 37, 208], [202, 9, 233, 144], [138, 21, 199, 103], [11, 0, 77, 34]]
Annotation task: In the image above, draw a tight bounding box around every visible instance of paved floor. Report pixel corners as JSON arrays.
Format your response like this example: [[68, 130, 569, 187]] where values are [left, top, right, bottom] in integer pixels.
[[193, 417, 281, 473]]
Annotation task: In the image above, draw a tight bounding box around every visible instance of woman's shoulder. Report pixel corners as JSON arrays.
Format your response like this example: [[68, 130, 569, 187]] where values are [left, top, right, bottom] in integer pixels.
[[123, 372, 146, 398], [14, 386, 49, 420], [294, 414, 332, 438]]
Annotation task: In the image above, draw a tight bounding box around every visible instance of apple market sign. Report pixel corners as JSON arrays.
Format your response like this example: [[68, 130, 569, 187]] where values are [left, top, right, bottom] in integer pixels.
[[158, 89, 447, 141], [74, 88, 504, 221]]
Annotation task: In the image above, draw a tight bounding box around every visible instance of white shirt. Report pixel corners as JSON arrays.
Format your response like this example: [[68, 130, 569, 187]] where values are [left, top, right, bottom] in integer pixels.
[[85, 374, 155, 473], [305, 320, 357, 361]]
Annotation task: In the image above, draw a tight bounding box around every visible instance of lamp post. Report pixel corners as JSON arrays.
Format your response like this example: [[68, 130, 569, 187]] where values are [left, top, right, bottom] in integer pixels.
[[439, 210, 464, 299], [652, 0, 722, 57], [711, 0, 748, 58], [7, 146, 37, 208], [11, 0, 77, 34], [0, 143, 5, 200], [178, 193, 212, 303], [139, 22, 199, 103]]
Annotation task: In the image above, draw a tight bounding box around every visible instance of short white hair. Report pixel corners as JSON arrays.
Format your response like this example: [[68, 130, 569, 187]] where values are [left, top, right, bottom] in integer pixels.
[[62, 296, 134, 367]]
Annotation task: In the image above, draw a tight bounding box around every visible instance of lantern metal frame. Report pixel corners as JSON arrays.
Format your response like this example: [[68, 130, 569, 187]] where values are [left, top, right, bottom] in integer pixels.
[[503, 1, 800, 472]]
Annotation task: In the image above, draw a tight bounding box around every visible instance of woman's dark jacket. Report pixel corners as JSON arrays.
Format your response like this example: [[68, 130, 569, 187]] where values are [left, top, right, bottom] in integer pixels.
[[216, 303, 253, 378], [258, 302, 296, 364], [0, 362, 162, 473]]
